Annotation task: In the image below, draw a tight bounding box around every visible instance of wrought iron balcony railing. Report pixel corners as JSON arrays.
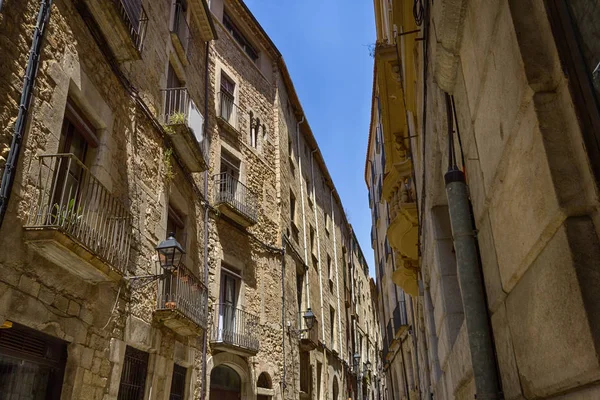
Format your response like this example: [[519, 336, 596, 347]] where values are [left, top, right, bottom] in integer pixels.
[[214, 173, 258, 224], [211, 303, 260, 353], [171, 3, 190, 57], [162, 87, 209, 162], [217, 92, 246, 132], [115, 0, 148, 51], [156, 263, 208, 330], [25, 153, 132, 274], [393, 300, 408, 335]]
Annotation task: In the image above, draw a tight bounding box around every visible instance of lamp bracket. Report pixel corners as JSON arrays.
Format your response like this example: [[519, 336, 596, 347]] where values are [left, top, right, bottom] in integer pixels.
[[125, 273, 167, 290]]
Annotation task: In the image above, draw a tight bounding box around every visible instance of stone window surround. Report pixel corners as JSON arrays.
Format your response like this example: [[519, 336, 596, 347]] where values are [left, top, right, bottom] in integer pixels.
[[108, 316, 195, 399], [45, 63, 115, 193], [164, 182, 193, 255], [214, 61, 240, 118], [216, 142, 246, 186], [218, 253, 247, 309]]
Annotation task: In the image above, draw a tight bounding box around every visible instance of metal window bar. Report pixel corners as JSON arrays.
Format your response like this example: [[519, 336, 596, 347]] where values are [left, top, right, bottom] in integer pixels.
[[171, 3, 190, 56], [169, 364, 187, 400], [211, 303, 260, 353], [26, 154, 132, 275], [161, 87, 209, 161], [213, 172, 258, 223], [118, 347, 149, 400], [114, 0, 148, 52], [156, 262, 209, 329]]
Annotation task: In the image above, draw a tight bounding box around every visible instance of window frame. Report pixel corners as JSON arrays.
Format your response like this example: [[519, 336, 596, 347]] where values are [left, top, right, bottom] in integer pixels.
[[545, 0, 600, 184]]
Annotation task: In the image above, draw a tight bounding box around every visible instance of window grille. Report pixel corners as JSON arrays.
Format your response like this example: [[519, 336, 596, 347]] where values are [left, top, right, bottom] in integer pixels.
[[169, 364, 187, 400], [118, 347, 149, 400]]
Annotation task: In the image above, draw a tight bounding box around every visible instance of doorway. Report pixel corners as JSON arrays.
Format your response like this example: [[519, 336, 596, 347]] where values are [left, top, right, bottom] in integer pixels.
[[209, 365, 241, 400]]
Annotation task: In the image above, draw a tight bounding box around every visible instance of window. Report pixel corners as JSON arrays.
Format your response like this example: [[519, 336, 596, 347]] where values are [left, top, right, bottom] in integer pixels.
[[0, 323, 67, 400], [290, 191, 298, 242], [306, 175, 313, 206], [329, 306, 336, 350], [296, 272, 304, 313], [327, 255, 333, 292], [290, 191, 296, 224], [170, 0, 190, 56], [325, 211, 331, 236], [167, 205, 186, 250], [288, 135, 295, 176], [223, 11, 259, 62], [169, 364, 187, 400], [118, 346, 149, 400], [249, 113, 259, 149], [546, 0, 600, 182], [299, 351, 311, 395], [219, 72, 236, 123]]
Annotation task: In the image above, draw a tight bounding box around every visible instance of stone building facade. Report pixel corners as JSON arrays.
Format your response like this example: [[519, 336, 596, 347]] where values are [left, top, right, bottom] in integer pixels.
[[0, 0, 380, 399], [366, 0, 600, 399]]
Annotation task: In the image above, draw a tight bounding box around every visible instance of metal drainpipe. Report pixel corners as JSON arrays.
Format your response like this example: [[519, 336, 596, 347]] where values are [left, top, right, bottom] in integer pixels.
[[0, 0, 53, 230], [329, 190, 344, 359], [296, 116, 310, 308], [330, 190, 343, 357], [201, 40, 211, 400], [281, 234, 287, 395], [310, 148, 325, 340], [444, 94, 501, 400]]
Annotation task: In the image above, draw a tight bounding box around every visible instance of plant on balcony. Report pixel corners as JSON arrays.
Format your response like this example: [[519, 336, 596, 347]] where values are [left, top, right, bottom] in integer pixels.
[[168, 112, 186, 126], [50, 198, 83, 227]]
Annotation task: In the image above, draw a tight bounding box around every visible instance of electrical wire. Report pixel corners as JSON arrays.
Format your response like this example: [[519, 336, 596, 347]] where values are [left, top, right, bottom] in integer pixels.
[[101, 285, 122, 330]]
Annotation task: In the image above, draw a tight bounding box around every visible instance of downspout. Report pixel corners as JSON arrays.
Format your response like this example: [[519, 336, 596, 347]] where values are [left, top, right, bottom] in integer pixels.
[[296, 116, 310, 307], [201, 39, 211, 400], [0, 0, 53, 230], [443, 93, 501, 400], [331, 190, 343, 358], [310, 149, 325, 340], [281, 234, 287, 395]]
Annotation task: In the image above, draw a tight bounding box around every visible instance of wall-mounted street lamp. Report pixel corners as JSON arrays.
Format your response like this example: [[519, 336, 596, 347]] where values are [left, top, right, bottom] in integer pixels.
[[287, 308, 317, 338], [126, 232, 185, 289]]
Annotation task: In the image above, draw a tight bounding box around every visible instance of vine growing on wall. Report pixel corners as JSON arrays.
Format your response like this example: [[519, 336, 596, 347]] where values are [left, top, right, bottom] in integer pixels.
[[163, 147, 175, 184]]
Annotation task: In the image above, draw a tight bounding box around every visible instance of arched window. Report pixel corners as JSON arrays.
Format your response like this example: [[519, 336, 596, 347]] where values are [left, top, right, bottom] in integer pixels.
[[332, 376, 339, 400], [257, 371, 273, 400], [257, 372, 272, 389]]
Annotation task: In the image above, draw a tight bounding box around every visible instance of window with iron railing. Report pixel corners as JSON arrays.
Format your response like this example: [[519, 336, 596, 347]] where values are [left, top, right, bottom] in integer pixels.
[[116, 0, 148, 52]]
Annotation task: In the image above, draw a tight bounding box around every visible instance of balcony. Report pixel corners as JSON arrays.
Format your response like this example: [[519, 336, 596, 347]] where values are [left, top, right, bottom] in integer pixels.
[[24, 154, 132, 282], [393, 301, 408, 338], [385, 320, 395, 361], [170, 3, 190, 64], [82, 0, 148, 62], [217, 92, 247, 135], [214, 173, 258, 226], [210, 303, 260, 356], [298, 311, 319, 351], [155, 263, 208, 336], [162, 87, 209, 172]]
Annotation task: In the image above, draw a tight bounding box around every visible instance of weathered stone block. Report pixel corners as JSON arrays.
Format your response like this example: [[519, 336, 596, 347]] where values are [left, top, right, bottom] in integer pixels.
[[488, 100, 560, 293], [506, 218, 600, 398], [124, 315, 153, 351], [18, 275, 40, 297]]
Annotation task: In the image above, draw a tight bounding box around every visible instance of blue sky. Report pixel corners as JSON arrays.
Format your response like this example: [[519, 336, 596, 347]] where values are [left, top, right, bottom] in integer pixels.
[[244, 1, 377, 276]]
